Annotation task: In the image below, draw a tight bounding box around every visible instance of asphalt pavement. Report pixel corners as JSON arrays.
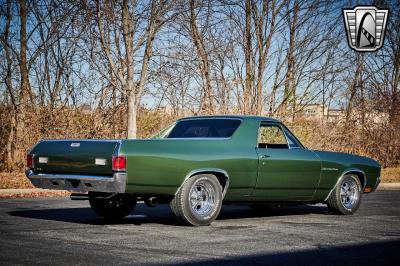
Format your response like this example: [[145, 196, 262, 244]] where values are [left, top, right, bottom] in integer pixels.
[[0, 191, 399, 265]]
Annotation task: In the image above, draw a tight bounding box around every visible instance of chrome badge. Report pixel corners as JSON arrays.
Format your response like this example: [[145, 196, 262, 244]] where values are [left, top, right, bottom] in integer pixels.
[[343, 6, 389, 52]]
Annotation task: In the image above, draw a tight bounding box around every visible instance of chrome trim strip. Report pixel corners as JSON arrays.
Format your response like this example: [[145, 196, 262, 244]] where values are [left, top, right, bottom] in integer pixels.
[[25, 170, 126, 193], [177, 115, 280, 123], [29, 172, 113, 181], [136, 137, 232, 141], [37, 139, 123, 142], [324, 169, 367, 201], [178, 117, 244, 122]]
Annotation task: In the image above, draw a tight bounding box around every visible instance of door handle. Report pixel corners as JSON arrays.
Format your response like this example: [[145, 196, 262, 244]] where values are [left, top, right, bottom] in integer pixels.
[[259, 155, 270, 159]]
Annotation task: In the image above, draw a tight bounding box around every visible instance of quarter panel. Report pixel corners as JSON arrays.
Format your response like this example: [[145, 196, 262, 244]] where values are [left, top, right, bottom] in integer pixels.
[[120, 119, 261, 199]]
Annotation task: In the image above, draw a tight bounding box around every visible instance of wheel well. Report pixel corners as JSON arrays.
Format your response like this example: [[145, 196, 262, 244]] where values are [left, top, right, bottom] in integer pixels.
[[346, 171, 366, 189], [190, 171, 229, 192]]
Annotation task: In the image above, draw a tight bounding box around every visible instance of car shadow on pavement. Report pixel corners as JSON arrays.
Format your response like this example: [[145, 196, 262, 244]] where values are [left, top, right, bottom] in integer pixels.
[[9, 203, 329, 226], [160, 239, 400, 266], [218, 203, 329, 220]]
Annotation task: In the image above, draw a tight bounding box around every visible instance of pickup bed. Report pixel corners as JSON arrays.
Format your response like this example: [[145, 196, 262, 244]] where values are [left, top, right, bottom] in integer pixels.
[[26, 115, 381, 226]]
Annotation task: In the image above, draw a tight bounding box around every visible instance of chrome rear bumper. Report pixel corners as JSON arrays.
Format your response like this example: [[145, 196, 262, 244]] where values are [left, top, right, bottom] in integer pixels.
[[25, 170, 126, 193]]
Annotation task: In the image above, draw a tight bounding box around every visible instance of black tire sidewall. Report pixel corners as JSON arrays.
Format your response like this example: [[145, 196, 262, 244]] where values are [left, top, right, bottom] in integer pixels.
[[335, 175, 362, 214], [180, 174, 223, 226]]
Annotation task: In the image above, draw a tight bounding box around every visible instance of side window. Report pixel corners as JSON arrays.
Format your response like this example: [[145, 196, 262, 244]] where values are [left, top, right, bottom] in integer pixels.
[[283, 127, 301, 149], [258, 124, 289, 149]]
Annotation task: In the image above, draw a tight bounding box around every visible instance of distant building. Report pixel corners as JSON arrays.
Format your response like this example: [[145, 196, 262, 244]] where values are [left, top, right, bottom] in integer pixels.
[[326, 108, 346, 123], [301, 104, 327, 121], [299, 103, 387, 124]]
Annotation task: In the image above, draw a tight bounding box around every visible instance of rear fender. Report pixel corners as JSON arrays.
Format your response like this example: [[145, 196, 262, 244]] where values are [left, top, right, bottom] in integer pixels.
[[177, 168, 230, 198]]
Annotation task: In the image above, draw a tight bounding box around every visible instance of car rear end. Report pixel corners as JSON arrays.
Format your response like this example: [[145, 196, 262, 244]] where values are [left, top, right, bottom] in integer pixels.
[[26, 139, 127, 193]]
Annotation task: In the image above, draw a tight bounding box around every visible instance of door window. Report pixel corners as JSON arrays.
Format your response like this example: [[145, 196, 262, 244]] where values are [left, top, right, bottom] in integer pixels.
[[258, 125, 288, 149]]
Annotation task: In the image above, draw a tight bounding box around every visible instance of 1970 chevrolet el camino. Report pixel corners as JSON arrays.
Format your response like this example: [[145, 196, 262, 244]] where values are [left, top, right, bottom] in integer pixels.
[[26, 115, 381, 226]]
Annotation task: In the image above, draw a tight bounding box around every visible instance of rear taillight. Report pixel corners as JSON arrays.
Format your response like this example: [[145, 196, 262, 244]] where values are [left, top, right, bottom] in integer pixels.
[[26, 154, 33, 169], [112, 155, 126, 171]]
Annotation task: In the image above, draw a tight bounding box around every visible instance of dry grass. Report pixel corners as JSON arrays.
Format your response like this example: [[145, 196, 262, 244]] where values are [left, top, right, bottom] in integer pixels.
[[0, 172, 69, 198], [0, 172, 35, 189], [381, 168, 400, 183], [0, 190, 70, 199]]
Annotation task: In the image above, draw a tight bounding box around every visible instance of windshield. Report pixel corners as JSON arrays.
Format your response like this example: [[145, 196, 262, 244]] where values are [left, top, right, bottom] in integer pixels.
[[162, 118, 241, 138]]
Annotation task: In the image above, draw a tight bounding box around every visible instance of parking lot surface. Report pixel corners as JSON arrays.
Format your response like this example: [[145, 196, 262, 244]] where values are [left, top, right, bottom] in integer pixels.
[[0, 191, 399, 265]]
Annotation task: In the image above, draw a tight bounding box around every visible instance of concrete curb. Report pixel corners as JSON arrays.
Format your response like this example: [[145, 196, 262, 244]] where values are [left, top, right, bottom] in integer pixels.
[[377, 183, 400, 190]]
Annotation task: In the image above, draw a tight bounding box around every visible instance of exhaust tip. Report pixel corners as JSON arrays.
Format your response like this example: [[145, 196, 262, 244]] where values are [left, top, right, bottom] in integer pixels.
[[144, 197, 159, 207], [70, 193, 89, 200]]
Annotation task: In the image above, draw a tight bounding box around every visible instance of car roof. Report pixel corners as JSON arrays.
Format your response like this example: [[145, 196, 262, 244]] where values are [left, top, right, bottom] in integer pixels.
[[177, 115, 281, 123]]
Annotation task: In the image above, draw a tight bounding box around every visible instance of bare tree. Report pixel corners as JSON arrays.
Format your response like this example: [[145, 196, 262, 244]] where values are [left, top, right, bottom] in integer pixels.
[[1, 0, 16, 167], [94, 0, 171, 138], [187, 0, 214, 113]]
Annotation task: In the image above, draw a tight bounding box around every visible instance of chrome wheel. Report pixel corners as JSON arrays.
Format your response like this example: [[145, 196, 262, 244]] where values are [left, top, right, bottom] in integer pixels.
[[171, 174, 223, 226], [189, 178, 216, 218], [327, 174, 362, 215], [340, 178, 360, 210]]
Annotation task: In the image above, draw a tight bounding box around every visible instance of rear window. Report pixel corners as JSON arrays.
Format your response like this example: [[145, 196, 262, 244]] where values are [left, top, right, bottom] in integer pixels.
[[167, 119, 241, 138]]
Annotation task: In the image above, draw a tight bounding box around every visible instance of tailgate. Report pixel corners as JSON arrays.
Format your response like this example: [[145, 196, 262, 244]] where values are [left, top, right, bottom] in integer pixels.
[[30, 140, 120, 176]]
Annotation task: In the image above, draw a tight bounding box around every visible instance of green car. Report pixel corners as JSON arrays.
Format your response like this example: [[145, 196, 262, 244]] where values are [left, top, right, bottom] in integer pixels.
[[26, 115, 381, 226]]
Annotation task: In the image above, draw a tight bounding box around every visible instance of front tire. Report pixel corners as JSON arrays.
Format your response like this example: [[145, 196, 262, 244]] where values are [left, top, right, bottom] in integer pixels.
[[327, 174, 362, 215], [89, 192, 137, 220], [170, 174, 223, 226]]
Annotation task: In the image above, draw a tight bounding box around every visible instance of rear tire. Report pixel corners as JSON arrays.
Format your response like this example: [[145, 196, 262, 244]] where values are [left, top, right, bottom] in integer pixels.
[[327, 174, 362, 215], [89, 192, 137, 220], [170, 174, 223, 226]]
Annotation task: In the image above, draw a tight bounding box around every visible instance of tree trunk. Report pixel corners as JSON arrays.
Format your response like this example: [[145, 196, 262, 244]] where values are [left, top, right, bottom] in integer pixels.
[[253, 0, 278, 115], [6, 114, 16, 169], [345, 54, 363, 127], [244, 0, 252, 114], [17, 0, 30, 166], [283, 1, 298, 121], [127, 89, 137, 138], [189, 0, 214, 114], [4, 0, 16, 169]]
